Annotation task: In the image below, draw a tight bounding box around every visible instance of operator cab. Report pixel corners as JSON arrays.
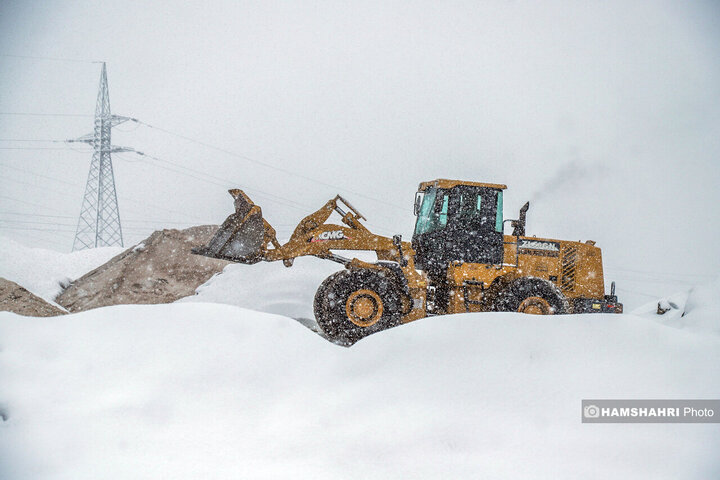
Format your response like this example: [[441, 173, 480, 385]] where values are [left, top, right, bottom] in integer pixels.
[[411, 179, 506, 275]]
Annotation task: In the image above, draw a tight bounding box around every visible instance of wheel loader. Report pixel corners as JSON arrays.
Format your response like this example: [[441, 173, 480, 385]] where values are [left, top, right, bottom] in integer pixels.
[[192, 179, 622, 344]]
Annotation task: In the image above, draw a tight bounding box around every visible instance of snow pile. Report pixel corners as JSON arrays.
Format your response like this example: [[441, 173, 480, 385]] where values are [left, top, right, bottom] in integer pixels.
[[0, 236, 122, 303], [632, 291, 689, 321], [631, 277, 720, 337], [1, 303, 720, 479], [181, 257, 342, 321], [675, 277, 720, 336]]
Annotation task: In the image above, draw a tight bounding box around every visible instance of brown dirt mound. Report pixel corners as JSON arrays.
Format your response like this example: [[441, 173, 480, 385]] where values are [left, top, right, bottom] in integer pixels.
[[56, 225, 229, 312], [0, 278, 67, 317]]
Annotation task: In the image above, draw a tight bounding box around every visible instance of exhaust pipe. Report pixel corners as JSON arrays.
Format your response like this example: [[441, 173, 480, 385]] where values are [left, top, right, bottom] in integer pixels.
[[512, 201, 529, 237]]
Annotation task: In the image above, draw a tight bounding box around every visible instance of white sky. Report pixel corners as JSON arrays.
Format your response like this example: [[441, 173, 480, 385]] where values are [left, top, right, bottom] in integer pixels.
[[1, 0, 718, 306]]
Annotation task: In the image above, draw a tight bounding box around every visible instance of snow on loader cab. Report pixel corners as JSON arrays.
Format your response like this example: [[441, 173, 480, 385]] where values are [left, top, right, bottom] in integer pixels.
[[192, 180, 622, 345]]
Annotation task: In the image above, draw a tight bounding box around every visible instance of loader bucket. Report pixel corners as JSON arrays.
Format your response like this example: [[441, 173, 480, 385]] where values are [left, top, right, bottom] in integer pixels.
[[191, 189, 267, 264]]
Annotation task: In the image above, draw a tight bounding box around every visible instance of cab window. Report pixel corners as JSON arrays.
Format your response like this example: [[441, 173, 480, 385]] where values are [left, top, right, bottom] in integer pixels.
[[414, 187, 449, 235], [414, 188, 436, 235], [459, 192, 482, 219], [495, 191, 503, 232], [437, 194, 449, 228]]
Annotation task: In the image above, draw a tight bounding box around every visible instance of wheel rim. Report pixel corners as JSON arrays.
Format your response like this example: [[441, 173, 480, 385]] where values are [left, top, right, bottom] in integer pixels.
[[518, 296, 552, 315], [346, 289, 384, 327]]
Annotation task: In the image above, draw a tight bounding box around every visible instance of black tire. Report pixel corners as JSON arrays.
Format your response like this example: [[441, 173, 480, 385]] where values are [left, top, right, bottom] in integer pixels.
[[493, 277, 568, 315], [314, 269, 402, 344], [313, 271, 345, 338]]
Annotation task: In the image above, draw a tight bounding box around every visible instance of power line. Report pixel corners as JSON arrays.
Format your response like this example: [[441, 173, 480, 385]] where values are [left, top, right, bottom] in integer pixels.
[[3, 153, 397, 237], [1, 227, 73, 249], [117, 151, 314, 213], [0, 178, 192, 235], [1, 119, 405, 229], [0, 194, 68, 214], [0, 112, 92, 117], [0, 139, 65, 142], [1, 219, 84, 227], [0, 146, 92, 150], [0, 54, 101, 63], [4, 113, 406, 214], [0, 226, 162, 235], [0, 170, 208, 224], [0, 226, 76, 232], [135, 120, 407, 212], [1, 217, 111, 230], [3, 177, 79, 197], [0, 211, 209, 226], [0, 162, 80, 187], [0, 211, 75, 219], [114, 151, 398, 236], [6, 109, 411, 217], [2, 121, 403, 236], [0, 219, 171, 233]]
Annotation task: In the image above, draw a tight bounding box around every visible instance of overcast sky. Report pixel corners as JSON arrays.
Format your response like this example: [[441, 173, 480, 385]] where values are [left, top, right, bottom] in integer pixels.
[[1, 0, 718, 307]]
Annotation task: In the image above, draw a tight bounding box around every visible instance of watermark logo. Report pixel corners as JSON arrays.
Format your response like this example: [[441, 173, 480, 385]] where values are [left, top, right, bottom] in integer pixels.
[[582, 400, 720, 423], [583, 404, 600, 418]]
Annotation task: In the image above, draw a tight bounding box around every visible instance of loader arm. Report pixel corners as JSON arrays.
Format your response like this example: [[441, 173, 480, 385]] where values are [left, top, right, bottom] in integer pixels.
[[193, 189, 416, 271]]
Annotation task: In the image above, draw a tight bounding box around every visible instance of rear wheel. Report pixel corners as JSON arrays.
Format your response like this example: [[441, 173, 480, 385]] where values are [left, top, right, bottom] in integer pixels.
[[493, 277, 568, 315], [517, 296, 552, 315], [314, 269, 402, 344]]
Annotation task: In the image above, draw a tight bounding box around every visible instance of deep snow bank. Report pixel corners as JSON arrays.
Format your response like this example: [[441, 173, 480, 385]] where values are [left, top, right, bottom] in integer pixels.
[[0, 236, 122, 304], [181, 256, 343, 321], [1, 303, 719, 479], [680, 277, 720, 335], [632, 276, 720, 336]]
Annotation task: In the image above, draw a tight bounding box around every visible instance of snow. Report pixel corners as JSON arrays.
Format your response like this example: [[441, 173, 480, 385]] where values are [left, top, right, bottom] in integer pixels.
[[1, 239, 719, 477], [630, 275, 720, 334], [1, 301, 720, 479], [181, 256, 343, 321], [0, 236, 124, 304], [682, 277, 720, 335], [632, 277, 720, 337]]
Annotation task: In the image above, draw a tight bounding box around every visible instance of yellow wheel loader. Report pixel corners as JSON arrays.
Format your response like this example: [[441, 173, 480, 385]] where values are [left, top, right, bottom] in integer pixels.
[[193, 179, 622, 344]]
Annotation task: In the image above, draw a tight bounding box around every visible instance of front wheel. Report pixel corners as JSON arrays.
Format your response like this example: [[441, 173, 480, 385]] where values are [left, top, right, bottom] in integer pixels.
[[314, 269, 402, 344]]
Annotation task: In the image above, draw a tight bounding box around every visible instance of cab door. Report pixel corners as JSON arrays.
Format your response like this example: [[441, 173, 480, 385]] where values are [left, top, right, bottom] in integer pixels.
[[451, 186, 504, 266]]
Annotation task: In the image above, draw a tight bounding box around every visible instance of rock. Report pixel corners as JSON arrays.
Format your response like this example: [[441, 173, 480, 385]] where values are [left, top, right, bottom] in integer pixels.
[[0, 278, 67, 317], [56, 226, 229, 312]]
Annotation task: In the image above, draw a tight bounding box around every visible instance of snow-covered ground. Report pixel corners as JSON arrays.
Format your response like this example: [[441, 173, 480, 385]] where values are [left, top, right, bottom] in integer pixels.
[[181, 257, 344, 322], [629, 277, 720, 336], [1, 240, 719, 478], [2, 292, 720, 478], [0, 236, 123, 304]]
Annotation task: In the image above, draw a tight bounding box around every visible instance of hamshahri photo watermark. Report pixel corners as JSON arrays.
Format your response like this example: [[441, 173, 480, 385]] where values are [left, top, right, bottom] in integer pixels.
[[582, 400, 720, 423]]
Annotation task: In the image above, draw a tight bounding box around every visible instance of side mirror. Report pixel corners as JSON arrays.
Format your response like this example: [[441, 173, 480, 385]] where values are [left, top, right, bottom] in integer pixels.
[[414, 192, 423, 216]]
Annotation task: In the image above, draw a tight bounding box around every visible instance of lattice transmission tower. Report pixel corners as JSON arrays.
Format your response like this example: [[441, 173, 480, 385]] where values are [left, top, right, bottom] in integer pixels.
[[69, 62, 135, 251]]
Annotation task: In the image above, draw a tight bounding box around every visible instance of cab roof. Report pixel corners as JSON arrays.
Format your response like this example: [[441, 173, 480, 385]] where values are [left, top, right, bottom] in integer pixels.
[[418, 179, 508, 192]]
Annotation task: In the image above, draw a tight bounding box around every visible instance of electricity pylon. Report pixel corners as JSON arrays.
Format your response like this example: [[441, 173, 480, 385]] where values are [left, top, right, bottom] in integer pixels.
[[69, 62, 134, 250]]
